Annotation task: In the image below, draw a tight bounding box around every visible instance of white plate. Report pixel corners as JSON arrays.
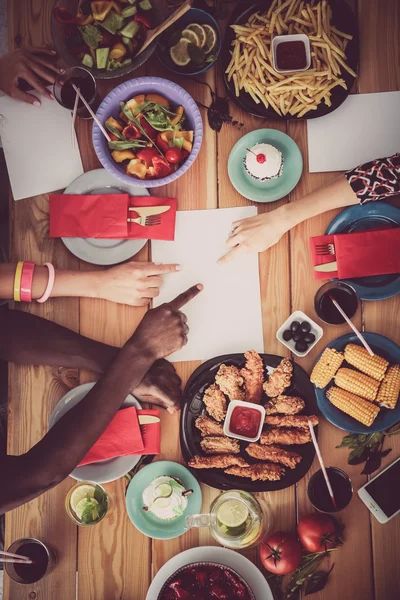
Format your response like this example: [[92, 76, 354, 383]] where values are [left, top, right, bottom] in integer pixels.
[[145, 546, 273, 600], [61, 168, 149, 265], [48, 382, 142, 484]]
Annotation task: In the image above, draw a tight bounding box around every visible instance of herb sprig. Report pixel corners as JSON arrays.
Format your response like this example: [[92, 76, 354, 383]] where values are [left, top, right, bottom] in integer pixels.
[[337, 423, 400, 474], [80, 485, 108, 525]]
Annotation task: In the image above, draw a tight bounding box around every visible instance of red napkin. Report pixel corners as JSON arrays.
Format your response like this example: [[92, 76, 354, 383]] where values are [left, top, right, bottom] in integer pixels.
[[78, 407, 160, 467], [310, 228, 400, 280], [50, 195, 176, 240]]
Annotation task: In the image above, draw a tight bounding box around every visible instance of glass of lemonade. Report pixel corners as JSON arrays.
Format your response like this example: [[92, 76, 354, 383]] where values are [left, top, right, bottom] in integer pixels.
[[186, 490, 272, 549], [65, 481, 110, 526]]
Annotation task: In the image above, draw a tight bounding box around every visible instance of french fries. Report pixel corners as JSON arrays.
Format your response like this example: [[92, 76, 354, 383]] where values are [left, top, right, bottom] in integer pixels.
[[226, 0, 356, 117]]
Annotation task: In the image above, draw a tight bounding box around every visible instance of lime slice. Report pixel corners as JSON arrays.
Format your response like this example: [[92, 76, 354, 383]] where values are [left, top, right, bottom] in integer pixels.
[[152, 497, 171, 510], [185, 23, 206, 48], [202, 24, 217, 55], [181, 28, 200, 47], [70, 484, 95, 513], [170, 39, 191, 67], [217, 499, 249, 528], [155, 483, 172, 498], [74, 497, 99, 520]]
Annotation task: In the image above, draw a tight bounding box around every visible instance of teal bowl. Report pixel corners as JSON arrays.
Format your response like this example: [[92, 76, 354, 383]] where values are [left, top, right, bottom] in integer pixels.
[[228, 129, 303, 202], [125, 461, 202, 540]]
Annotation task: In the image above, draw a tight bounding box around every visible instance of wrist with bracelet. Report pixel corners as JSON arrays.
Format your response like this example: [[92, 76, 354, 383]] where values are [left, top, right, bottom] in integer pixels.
[[13, 261, 55, 304]]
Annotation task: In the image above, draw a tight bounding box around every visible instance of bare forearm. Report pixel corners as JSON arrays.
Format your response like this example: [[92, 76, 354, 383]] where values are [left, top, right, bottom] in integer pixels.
[[0, 306, 118, 372]]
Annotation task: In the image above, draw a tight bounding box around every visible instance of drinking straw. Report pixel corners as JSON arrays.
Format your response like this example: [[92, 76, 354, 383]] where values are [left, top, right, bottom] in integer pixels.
[[328, 294, 374, 356], [71, 84, 111, 142], [308, 419, 337, 510]]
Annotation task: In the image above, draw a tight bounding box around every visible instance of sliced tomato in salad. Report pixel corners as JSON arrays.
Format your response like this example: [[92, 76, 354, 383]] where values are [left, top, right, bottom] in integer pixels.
[[156, 133, 170, 153], [134, 14, 152, 29], [122, 125, 142, 140], [152, 156, 173, 178], [136, 147, 160, 168], [165, 147, 182, 164], [140, 117, 157, 140]]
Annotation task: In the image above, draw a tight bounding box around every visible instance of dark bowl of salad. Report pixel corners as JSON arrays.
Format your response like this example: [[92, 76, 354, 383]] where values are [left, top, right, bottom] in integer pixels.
[[51, 0, 165, 79]]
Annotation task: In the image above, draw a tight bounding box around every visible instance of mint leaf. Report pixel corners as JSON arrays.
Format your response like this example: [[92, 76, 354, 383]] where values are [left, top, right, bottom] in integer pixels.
[[81, 502, 96, 524], [79, 25, 102, 50], [94, 485, 106, 504], [172, 506, 184, 517]]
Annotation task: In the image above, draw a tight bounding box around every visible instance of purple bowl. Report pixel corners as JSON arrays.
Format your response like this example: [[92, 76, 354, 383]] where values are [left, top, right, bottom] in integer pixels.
[[93, 77, 203, 188]]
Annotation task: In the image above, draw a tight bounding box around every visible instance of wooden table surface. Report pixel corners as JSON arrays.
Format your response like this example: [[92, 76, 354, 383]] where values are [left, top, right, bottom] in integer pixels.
[[5, 1, 400, 599]]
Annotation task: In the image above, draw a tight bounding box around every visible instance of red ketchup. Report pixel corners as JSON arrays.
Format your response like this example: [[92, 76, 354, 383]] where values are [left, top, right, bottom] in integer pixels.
[[229, 406, 261, 438]]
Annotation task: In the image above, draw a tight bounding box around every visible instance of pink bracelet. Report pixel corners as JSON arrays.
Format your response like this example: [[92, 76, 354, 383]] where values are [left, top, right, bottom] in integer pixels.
[[37, 263, 55, 304], [20, 261, 36, 302]]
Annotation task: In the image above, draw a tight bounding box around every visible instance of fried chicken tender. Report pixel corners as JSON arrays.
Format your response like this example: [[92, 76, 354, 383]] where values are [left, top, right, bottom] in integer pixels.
[[263, 358, 293, 397], [264, 394, 305, 415], [265, 415, 319, 429], [240, 350, 264, 404], [203, 384, 227, 422], [188, 455, 248, 469], [260, 427, 311, 445], [225, 463, 285, 481], [215, 364, 245, 401], [195, 415, 224, 437], [201, 436, 240, 455], [246, 443, 302, 469]]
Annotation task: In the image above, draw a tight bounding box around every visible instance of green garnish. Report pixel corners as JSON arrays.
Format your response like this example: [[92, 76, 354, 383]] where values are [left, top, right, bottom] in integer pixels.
[[79, 24, 102, 49], [105, 122, 125, 139], [187, 43, 206, 66], [108, 140, 147, 150], [80, 486, 108, 525], [172, 506, 184, 517]]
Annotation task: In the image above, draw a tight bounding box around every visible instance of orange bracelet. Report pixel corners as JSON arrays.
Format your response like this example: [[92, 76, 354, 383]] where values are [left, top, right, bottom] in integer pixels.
[[13, 261, 24, 302]]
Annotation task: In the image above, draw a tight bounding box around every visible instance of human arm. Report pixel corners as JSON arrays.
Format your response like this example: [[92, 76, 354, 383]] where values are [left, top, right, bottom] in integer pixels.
[[0, 284, 202, 514], [0, 261, 180, 306], [219, 153, 400, 263]]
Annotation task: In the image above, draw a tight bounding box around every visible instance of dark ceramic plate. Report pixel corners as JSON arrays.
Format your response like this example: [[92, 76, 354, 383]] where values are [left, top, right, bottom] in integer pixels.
[[222, 0, 358, 119], [181, 353, 317, 492]]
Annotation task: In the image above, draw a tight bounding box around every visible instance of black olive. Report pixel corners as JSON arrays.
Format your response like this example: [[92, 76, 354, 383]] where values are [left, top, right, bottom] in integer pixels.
[[304, 333, 316, 343], [295, 340, 308, 353], [283, 329, 292, 341], [290, 320, 300, 332], [293, 331, 303, 342], [300, 321, 311, 333]]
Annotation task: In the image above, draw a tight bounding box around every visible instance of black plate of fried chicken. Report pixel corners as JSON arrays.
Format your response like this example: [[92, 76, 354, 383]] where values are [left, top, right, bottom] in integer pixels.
[[181, 351, 318, 492]]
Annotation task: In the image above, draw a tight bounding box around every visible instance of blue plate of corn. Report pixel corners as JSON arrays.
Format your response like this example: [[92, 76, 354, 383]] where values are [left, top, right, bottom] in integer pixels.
[[311, 333, 400, 433]]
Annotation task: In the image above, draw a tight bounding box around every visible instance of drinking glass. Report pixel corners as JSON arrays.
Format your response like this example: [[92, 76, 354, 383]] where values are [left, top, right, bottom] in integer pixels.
[[308, 467, 353, 513], [65, 481, 111, 526], [5, 538, 55, 585], [53, 66, 99, 119], [314, 281, 359, 325]]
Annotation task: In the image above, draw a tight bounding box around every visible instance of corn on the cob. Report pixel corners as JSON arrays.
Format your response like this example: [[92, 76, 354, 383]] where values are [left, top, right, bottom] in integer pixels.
[[327, 386, 380, 427], [344, 344, 389, 381], [376, 364, 400, 409], [335, 367, 380, 401], [310, 348, 344, 389]]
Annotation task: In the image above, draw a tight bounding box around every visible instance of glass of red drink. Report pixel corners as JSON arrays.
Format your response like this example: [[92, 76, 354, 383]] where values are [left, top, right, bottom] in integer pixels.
[[308, 467, 353, 513], [5, 538, 56, 584], [53, 66, 98, 119], [314, 281, 359, 325]]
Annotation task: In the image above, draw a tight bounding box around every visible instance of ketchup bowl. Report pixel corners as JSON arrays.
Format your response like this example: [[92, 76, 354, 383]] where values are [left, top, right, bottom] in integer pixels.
[[224, 401, 266, 443]]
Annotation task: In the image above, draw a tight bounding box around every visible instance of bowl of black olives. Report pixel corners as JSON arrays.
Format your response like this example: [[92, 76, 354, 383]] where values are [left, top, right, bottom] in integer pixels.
[[276, 310, 323, 357]]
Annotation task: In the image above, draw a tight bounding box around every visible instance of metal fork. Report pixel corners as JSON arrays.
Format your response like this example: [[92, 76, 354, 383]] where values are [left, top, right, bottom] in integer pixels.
[[127, 215, 162, 226], [315, 242, 335, 256]]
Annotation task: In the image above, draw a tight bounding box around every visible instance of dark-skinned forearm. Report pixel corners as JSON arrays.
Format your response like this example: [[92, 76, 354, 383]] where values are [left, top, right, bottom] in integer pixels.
[[0, 342, 154, 514]]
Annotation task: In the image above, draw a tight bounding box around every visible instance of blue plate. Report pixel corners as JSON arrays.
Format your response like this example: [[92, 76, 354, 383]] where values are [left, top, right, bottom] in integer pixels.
[[125, 461, 202, 540], [326, 203, 400, 300], [315, 333, 400, 434]]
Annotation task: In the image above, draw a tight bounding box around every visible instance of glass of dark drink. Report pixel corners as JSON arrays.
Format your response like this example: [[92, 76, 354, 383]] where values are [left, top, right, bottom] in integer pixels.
[[53, 66, 98, 119], [314, 281, 359, 325], [308, 467, 353, 513], [5, 538, 55, 584]]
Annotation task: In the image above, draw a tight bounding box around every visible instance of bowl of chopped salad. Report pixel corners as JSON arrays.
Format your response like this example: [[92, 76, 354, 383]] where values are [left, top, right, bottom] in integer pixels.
[[51, 0, 164, 78], [93, 76, 203, 186]]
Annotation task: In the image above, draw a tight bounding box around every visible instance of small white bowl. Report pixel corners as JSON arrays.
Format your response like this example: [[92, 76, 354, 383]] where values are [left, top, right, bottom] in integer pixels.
[[272, 34, 311, 73], [223, 400, 266, 443], [277, 310, 323, 358]]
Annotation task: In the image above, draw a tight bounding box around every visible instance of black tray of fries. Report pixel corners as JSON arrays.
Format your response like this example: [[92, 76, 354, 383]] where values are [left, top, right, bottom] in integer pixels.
[[180, 353, 318, 492], [222, 0, 358, 119]]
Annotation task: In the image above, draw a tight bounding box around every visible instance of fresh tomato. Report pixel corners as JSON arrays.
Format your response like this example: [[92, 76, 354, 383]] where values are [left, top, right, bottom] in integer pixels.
[[136, 147, 159, 168], [109, 132, 119, 141], [181, 149, 190, 159], [152, 155, 173, 178], [122, 125, 141, 140], [140, 117, 157, 139], [297, 514, 340, 553], [156, 132, 170, 153], [165, 147, 182, 164], [53, 7, 78, 24], [134, 14, 152, 29], [260, 531, 302, 575], [98, 31, 115, 48]]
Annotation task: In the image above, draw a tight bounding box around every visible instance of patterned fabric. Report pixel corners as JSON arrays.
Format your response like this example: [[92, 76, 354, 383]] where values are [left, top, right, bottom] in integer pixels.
[[345, 153, 400, 204]]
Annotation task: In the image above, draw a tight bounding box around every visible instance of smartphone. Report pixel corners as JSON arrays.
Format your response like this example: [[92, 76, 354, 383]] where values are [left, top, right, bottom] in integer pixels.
[[358, 456, 400, 524]]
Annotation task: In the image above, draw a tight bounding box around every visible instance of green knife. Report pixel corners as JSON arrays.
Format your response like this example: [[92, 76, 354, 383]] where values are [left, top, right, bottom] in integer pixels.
[[314, 261, 338, 272]]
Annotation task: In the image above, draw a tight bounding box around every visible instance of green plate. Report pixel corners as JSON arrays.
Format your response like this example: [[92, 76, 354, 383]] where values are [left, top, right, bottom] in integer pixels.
[[228, 129, 303, 202], [125, 461, 202, 540]]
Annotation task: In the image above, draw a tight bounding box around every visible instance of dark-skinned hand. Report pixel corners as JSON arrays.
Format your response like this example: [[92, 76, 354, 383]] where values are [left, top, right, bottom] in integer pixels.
[[132, 359, 182, 414]]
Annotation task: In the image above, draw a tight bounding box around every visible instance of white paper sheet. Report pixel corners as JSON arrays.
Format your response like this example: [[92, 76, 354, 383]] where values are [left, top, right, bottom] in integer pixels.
[[152, 207, 264, 363], [307, 91, 400, 173], [0, 93, 84, 200]]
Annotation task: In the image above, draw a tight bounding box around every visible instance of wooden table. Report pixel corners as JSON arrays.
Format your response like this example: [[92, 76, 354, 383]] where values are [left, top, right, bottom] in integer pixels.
[[5, 1, 400, 599]]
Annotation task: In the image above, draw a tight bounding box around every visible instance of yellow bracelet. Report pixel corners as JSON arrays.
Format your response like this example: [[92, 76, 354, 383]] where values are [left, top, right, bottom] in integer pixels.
[[13, 261, 24, 302]]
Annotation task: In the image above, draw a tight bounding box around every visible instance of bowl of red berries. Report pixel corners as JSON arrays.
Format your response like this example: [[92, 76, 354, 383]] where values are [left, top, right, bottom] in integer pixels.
[[157, 562, 255, 600]]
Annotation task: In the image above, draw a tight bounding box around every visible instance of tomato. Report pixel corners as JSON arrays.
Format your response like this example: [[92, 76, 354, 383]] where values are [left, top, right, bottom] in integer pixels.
[[136, 147, 159, 168], [134, 14, 152, 29], [165, 147, 182, 164], [108, 132, 119, 141], [260, 531, 302, 575], [140, 116, 157, 140], [297, 513, 340, 553], [156, 133, 169, 153], [181, 149, 190, 160], [98, 31, 116, 48], [122, 125, 141, 140], [152, 155, 173, 178]]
